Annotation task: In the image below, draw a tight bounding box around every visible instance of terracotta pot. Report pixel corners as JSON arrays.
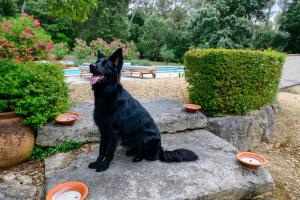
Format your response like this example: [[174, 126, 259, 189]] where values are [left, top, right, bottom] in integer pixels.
[[46, 181, 89, 200], [0, 112, 35, 169]]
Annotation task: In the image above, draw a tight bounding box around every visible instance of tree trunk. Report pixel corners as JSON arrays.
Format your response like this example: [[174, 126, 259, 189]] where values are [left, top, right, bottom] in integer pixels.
[[21, 0, 26, 13]]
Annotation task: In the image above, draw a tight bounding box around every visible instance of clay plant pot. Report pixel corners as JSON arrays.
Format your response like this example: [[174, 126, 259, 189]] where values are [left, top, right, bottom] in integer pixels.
[[236, 152, 267, 170], [0, 112, 35, 169], [46, 181, 89, 200], [183, 104, 201, 112], [55, 112, 80, 125]]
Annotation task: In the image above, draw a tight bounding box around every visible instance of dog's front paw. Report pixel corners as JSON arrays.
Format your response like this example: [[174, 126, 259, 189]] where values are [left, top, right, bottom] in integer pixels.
[[132, 156, 143, 162], [88, 161, 98, 169], [96, 163, 109, 172]]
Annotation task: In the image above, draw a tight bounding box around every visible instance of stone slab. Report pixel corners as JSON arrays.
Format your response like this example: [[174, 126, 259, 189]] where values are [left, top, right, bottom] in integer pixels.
[[37, 98, 207, 146], [45, 130, 273, 200]]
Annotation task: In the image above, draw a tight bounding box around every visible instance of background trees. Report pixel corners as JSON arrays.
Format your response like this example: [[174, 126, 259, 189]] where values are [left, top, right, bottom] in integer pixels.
[[0, 0, 299, 61], [280, 0, 300, 53]]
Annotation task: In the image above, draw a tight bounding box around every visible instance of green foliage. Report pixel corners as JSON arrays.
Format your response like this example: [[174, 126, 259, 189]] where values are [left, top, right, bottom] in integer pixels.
[[159, 45, 175, 63], [52, 43, 69, 60], [129, 10, 146, 43], [185, 4, 255, 49], [131, 59, 151, 66], [254, 29, 289, 51], [0, 60, 69, 130], [184, 49, 285, 115], [0, 0, 18, 17], [80, 0, 130, 42], [46, 0, 98, 22], [125, 41, 138, 60], [138, 14, 176, 60], [0, 15, 53, 61], [29, 141, 85, 160], [280, 0, 300, 53], [23, 0, 76, 46]]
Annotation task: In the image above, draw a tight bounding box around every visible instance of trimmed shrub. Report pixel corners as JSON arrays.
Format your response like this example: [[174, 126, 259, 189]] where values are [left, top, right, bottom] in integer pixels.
[[0, 14, 53, 61], [0, 60, 69, 130], [184, 49, 285, 115], [131, 59, 151, 66]]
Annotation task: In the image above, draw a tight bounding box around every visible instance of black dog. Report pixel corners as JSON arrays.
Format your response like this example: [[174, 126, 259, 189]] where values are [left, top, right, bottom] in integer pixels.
[[88, 48, 198, 172]]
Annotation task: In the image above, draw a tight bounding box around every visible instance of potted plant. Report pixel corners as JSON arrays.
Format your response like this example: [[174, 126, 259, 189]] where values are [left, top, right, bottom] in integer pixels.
[[0, 60, 69, 169]]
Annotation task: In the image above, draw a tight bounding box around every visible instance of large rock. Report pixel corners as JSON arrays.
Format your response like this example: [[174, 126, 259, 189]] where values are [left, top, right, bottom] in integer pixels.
[[207, 105, 275, 151], [45, 130, 273, 200], [37, 98, 207, 146]]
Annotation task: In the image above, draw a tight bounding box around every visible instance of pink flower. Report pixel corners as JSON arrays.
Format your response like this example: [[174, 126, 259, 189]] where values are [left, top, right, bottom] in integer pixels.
[[25, 49, 30, 52], [25, 26, 30, 31], [21, 13, 28, 17], [34, 19, 41, 27], [39, 41, 44, 46], [45, 42, 54, 52], [2, 42, 8, 47], [15, 55, 22, 61]]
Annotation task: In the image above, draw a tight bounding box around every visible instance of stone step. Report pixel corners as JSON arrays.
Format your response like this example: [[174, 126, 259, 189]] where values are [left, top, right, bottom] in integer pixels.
[[45, 130, 273, 200], [37, 98, 207, 146]]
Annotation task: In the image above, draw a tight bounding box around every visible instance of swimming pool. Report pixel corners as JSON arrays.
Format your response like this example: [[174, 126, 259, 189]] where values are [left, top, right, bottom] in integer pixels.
[[64, 66, 185, 76], [64, 69, 81, 76], [155, 66, 184, 72]]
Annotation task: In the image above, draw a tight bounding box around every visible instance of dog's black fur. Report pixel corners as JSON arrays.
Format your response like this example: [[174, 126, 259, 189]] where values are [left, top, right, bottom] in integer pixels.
[[88, 48, 198, 172]]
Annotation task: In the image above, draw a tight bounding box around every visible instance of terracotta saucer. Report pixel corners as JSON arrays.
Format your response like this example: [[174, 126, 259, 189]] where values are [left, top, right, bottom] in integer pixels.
[[46, 181, 88, 200], [236, 152, 267, 169], [183, 104, 201, 112], [55, 112, 80, 125]]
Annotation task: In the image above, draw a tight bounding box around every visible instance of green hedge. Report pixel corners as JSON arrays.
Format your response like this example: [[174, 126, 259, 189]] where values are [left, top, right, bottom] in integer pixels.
[[0, 60, 69, 130], [131, 59, 152, 66], [184, 49, 285, 115]]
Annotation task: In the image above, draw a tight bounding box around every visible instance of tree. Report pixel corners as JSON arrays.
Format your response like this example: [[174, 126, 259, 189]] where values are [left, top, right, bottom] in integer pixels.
[[254, 29, 289, 51], [129, 9, 146, 43], [280, 0, 300, 53], [138, 14, 176, 60], [78, 0, 130, 42], [19, 0, 76, 45], [185, 0, 271, 49], [46, 0, 98, 22], [0, 0, 18, 17], [159, 45, 175, 63]]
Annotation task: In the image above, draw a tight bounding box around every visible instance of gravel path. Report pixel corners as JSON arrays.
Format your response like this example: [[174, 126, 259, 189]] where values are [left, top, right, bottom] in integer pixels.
[[69, 77, 189, 102], [255, 90, 300, 200]]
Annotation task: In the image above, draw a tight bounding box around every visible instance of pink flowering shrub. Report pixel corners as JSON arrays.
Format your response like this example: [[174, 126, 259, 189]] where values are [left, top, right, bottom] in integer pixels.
[[73, 37, 138, 60], [0, 14, 53, 61], [89, 38, 137, 60], [73, 38, 93, 59]]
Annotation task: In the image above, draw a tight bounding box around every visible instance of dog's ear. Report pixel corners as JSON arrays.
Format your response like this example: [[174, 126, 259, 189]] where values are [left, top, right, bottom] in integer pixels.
[[109, 48, 123, 66], [97, 51, 106, 59]]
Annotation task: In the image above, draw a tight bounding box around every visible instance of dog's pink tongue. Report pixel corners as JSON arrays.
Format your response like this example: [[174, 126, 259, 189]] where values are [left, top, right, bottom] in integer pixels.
[[90, 76, 100, 85]]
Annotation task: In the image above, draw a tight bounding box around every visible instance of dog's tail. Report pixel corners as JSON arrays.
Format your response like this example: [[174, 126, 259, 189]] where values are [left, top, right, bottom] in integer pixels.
[[159, 147, 198, 162]]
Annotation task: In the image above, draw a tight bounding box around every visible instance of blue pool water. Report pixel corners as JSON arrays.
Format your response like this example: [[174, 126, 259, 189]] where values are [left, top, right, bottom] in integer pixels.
[[64, 69, 81, 76], [155, 66, 184, 72], [64, 66, 184, 76]]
